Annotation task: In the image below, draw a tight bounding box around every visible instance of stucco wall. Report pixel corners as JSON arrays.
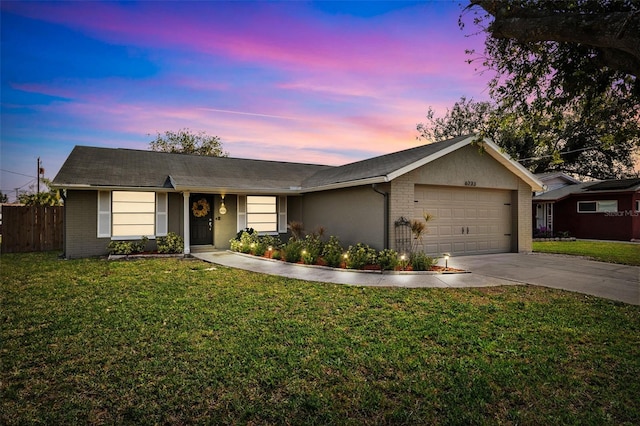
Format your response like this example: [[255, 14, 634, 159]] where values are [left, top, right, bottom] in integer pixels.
[[213, 194, 237, 249], [64, 190, 109, 258], [302, 186, 385, 250]]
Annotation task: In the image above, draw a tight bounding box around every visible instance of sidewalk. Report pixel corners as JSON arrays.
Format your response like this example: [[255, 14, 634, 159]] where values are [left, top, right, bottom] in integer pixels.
[[192, 251, 640, 305], [191, 251, 518, 288]]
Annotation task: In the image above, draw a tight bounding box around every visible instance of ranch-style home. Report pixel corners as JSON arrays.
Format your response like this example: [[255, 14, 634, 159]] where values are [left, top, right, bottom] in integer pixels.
[[52, 135, 543, 259]]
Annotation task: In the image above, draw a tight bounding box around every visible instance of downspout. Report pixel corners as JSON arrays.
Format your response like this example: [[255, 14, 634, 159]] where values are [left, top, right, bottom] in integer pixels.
[[371, 184, 389, 249], [59, 189, 66, 259]]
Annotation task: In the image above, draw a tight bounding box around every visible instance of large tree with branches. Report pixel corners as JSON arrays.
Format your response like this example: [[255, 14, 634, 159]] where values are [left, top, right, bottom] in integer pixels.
[[454, 0, 640, 179]]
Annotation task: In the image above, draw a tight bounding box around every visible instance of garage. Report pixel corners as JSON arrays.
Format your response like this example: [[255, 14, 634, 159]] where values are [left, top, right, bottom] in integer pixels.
[[414, 185, 513, 256]]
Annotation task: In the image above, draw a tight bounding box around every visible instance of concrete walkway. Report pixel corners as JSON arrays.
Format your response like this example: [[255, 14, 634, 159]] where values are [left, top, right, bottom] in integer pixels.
[[192, 251, 639, 305]]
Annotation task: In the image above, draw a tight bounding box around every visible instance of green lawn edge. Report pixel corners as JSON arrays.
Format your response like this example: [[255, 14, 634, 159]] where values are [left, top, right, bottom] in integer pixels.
[[533, 240, 640, 266]]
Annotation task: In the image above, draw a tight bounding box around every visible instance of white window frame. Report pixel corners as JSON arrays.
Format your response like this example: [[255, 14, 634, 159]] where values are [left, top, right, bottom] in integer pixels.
[[97, 191, 167, 239], [237, 195, 286, 235], [577, 200, 618, 213]]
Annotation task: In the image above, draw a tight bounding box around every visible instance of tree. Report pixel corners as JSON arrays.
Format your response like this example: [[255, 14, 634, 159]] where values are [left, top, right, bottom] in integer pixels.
[[417, 96, 639, 179], [0, 191, 8, 203], [18, 178, 62, 206], [149, 129, 228, 157], [456, 0, 640, 179]]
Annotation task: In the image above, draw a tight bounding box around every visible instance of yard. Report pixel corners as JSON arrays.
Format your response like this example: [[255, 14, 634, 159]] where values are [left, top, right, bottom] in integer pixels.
[[2, 252, 639, 425], [533, 240, 640, 266]]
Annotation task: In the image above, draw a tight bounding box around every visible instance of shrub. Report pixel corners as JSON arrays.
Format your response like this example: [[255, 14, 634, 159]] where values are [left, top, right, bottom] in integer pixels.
[[410, 252, 436, 271], [346, 243, 377, 269], [230, 229, 259, 253], [322, 236, 344, 268], [107, 236, 148, 255], [157, 232, 184, 254], [377, 248, 399, 271], [301, 233, 324, 265], [283, 239, 304, 263]]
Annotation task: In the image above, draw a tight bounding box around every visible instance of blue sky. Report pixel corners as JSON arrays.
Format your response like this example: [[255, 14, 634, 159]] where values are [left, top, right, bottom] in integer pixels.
[[1, 1, 491, 201]]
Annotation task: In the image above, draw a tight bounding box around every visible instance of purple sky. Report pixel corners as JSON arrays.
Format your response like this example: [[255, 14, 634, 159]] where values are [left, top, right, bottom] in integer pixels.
[[1, 1, 491, 201]]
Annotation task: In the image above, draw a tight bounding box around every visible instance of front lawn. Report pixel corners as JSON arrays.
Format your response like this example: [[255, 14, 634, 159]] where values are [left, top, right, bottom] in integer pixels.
[[533, 240, 640, 266], [2, 252, 639, 425]]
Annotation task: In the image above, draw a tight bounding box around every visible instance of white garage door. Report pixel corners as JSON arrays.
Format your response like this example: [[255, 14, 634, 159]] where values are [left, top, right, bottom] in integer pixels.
[[413, 185, 513, 256]]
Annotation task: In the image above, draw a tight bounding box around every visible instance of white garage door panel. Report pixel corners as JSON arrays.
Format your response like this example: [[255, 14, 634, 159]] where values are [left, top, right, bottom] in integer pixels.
[[414, 185, 512, 256]]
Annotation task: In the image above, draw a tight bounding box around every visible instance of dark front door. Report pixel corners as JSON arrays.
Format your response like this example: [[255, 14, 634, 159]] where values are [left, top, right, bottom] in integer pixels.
[[190, 195, 213, 245]]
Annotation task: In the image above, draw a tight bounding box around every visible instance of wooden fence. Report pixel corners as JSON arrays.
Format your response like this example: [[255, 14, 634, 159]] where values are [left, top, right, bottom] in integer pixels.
[[1, 205, 63, 253]]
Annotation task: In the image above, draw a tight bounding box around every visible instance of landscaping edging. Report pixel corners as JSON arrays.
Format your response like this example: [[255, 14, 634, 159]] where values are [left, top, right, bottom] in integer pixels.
[[108, 253, 186, 260], [230, 251, 469, 275], [533, 237, 577, 242]]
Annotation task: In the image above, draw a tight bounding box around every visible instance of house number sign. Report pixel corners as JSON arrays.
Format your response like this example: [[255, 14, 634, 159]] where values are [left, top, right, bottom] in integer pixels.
[[464, 180, 477, 187]]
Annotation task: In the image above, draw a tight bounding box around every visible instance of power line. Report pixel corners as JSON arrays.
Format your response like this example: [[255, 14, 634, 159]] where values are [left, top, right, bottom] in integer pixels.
[[1, 169, 37, 178]]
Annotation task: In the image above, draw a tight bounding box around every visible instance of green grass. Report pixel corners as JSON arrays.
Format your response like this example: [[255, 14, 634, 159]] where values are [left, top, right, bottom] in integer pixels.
[[533, 240, 640, 266], [2, 252, 639, 425]]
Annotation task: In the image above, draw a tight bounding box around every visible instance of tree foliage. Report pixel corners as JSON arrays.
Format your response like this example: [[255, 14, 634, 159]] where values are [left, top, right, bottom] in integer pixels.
[[149, 129, 228, 157], [417, 96, 639, 179], [451, 0, 640, 179], [0, 192, 8, 204], [18, 179, 62, 206]]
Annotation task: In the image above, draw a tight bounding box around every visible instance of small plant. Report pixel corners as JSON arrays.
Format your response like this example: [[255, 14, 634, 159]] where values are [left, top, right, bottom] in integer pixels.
[[107, 236, 148, 255], [377, 248, 399, 271], [283, 239, 304, 263], [301, 233, 324, 265], [230, 229, 259, 253], [410, 251, 436, 271], [534, 227, 553, 238], [346, 243, 377, 270], [322, 236, 344, 268], [157, 232, 184, 254], [288, 221, 305, 241]]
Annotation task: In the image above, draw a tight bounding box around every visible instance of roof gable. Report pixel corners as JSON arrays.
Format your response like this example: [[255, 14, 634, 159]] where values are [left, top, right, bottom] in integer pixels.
[[302, 135, 543, 192]]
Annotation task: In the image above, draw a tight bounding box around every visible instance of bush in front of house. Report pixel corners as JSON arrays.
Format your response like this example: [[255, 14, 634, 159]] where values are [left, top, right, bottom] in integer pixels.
[[410, 252, 436, 271], [283, 239, 304, 263], [322, 236, 344, 268], [107, 236, 148, 255], [157, 232, 184, 254], [346, 243, 377, 269], [301, 233, 324, 265], [377, 248, 399, 271]]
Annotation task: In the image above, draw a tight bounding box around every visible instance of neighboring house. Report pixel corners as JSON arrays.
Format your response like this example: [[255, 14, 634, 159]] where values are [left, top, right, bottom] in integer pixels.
[[533, 178, 640, 241], [52, 135, 543, 258], [533, 172, 582, 232]]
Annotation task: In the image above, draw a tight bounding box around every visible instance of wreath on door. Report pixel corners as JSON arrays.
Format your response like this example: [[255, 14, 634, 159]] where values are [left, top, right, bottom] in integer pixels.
[[192, 198, 210, 217]]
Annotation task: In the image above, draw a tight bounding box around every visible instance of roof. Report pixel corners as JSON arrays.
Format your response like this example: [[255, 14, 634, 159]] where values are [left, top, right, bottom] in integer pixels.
[[52, 146, 332, 194], [534, 178, 640, 202], [53, 135, 544, 193]]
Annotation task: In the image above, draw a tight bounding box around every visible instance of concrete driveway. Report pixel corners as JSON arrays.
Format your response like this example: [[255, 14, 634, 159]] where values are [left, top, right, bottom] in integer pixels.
[[193, 251, 639, 305], [453, 253, 639, 305]]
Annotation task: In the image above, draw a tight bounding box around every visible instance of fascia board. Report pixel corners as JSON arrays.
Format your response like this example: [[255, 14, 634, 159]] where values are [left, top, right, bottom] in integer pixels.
[[385, 135, 476, 182], [52, 184, 172, 192], [172, 184, 304, 195], [481, 138, 544, 191], [301, 176, 387, 193]]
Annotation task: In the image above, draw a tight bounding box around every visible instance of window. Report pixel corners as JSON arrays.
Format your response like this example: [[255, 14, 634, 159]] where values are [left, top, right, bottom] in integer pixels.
[[577, 200, 618, 213], [97, 191, 168, 239], [246, 196, 277, 233], [636, 200, 640, 212]]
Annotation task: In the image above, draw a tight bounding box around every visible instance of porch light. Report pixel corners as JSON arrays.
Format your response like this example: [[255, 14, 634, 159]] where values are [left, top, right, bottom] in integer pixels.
[[219, 195, 227, 215]]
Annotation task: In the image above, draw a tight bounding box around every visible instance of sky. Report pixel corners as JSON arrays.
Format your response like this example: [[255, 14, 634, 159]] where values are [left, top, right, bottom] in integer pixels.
[[1, 0, 492, 201]]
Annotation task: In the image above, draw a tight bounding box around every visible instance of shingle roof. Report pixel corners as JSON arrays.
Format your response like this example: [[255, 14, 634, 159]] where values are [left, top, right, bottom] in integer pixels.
[[533, 178, 640, 201], [52, 146, 332, 193], [301, 135, 469, 189], [53, 135, 543, 193]]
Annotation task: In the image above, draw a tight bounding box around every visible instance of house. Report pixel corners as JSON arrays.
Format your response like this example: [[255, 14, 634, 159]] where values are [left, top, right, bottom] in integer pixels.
[[532, 178, 640, 241], [52, 135, 543, 258], [533, 172, 582, 232]]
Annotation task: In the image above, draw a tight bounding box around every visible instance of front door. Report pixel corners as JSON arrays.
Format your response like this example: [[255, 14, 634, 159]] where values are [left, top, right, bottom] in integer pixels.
[[190, 195, 213, 245]]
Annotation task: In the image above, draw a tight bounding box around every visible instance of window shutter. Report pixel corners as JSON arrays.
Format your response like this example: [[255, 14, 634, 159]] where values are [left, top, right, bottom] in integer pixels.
[[97, 191, 111, 238], [156, 192, 168, 236], [278, 196, 287, 233], [237, 195, 247, 232]]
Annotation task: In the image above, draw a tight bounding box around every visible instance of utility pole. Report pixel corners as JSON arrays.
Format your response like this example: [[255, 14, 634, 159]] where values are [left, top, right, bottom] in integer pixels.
[[37, 157, 41, 194]]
